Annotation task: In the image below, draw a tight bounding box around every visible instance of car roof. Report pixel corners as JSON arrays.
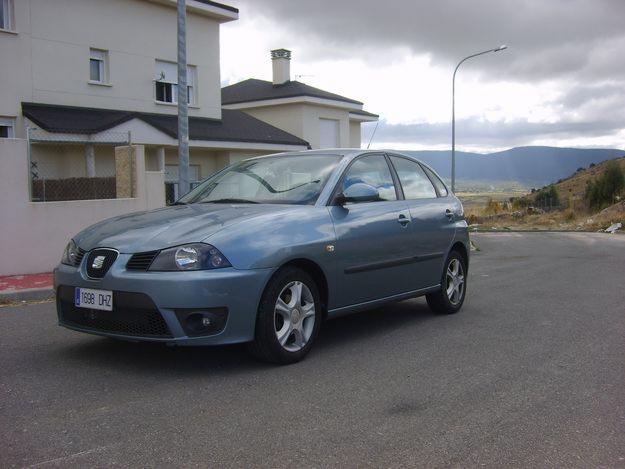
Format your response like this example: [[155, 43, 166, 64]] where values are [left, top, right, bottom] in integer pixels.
[[245, 148, 422, 163]]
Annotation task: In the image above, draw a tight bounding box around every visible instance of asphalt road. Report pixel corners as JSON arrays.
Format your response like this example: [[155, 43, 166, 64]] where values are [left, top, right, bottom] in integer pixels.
[[1, 232, 625, 468]]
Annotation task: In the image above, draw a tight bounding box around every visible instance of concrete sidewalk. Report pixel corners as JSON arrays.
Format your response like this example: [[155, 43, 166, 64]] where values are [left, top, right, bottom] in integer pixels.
[[0, 272, 54, 303]]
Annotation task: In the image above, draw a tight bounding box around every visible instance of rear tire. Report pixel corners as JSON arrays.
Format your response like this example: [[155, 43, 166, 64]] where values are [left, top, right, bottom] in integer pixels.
[[426, 250, 467, 314], [247, 267, 322, 364]]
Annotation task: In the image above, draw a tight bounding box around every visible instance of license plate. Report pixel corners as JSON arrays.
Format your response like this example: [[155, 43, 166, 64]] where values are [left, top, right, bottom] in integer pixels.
[[75, 287, 113, 311]]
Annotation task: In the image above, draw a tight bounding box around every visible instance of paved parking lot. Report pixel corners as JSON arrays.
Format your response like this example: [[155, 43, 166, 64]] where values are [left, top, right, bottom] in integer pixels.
[[1, 232, 624, 468]]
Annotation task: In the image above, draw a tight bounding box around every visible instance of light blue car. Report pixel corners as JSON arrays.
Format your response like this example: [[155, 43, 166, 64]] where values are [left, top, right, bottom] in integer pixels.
[[54, 150, 469, 364]]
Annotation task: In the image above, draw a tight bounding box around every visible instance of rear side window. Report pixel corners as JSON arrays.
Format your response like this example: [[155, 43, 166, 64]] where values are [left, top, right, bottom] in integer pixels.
[[342, 154, 397, 202], [390, 156, 436, 199], [422, 165, 448, 197]]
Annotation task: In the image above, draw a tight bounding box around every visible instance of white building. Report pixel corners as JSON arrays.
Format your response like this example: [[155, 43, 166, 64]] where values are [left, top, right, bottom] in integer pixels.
[[1, 0, 377, 203], [222, 49, 378, 150], [0, 0, 312, 203], [0, 0, 378, 275]]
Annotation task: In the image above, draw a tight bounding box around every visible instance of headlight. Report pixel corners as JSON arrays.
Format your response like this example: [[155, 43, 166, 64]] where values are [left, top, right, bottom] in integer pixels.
[[61, 239, 80, 266], [149, 243, 231, 271]]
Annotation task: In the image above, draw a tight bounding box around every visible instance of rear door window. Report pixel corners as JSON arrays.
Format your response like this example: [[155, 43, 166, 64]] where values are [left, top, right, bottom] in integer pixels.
[[421, 165, 448, 197], [389, 156, 437, 199]]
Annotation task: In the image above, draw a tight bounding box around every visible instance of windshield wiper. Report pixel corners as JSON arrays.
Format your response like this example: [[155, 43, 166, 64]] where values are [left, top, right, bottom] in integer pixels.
[[171, 201, 187, 205], [202, 198, 260, 204]]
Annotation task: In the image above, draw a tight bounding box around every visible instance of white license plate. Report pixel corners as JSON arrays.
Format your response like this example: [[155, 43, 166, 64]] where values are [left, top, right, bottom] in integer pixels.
[[75, 288, 113, 311]]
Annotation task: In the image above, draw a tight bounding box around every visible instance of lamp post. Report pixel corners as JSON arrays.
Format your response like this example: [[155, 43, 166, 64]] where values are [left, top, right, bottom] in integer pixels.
[[451, 45, 507, 192]]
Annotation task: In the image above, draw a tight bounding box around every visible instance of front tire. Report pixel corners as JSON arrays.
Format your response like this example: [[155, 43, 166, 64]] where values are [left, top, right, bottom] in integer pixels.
[[426, 250, 467, 314], [247, 267, 322, 364]]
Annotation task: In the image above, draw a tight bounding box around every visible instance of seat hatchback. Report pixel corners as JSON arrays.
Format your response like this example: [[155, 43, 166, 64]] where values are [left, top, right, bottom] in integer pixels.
[[55, 150, 469, 364]]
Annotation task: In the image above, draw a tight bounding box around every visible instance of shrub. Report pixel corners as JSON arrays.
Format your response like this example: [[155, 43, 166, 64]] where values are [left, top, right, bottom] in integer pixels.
[[535, 185, 560, 208], [584, 160, 625, 209], [483, 198, 502, 215], [511, 197, 530, 210]]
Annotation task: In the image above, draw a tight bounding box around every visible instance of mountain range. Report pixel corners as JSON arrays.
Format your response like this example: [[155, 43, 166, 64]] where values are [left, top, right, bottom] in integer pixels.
[[404, 146, 625, 187]]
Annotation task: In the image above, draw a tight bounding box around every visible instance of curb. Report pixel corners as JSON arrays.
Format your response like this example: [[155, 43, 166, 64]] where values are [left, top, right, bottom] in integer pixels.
[[0, 288, 55, 304]]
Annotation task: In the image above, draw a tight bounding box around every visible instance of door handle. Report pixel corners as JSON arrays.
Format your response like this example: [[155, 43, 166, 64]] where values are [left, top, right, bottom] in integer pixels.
[[398, 214, 411, 226], [445, 209, 454, 220]]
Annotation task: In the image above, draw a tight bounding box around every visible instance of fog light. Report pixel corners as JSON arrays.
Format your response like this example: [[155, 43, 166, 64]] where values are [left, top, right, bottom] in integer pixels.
[[176, 309, 228, 337], [186, 312, 210, 333]]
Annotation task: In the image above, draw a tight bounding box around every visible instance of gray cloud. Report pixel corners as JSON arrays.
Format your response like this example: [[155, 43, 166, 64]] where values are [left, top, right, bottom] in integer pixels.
[[227, 0, 625, 148], [233, 0, 625, 82], [372, 117, 624, 148]]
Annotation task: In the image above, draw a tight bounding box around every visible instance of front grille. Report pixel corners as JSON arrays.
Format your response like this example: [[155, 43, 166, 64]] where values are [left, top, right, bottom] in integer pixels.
[[57, 286, 172, 338], [72, 247, 87, 267], [126, 250, 159, 271], [85, 249, 118, 279]]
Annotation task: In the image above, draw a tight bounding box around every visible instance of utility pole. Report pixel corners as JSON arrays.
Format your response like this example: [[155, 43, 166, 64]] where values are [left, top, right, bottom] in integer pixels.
[[177, 0, 190, 196]]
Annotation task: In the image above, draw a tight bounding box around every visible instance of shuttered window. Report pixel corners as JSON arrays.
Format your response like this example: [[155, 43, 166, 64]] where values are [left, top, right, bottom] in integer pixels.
[[155, 60, 197, 106]]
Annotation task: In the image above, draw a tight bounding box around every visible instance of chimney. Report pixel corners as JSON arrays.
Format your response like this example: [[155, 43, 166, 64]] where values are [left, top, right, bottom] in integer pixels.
[[271, 49, 291, 85]]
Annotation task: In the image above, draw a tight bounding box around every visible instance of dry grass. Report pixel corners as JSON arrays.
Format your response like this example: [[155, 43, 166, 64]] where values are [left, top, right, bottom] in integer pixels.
[[467, 201, 624, 231]]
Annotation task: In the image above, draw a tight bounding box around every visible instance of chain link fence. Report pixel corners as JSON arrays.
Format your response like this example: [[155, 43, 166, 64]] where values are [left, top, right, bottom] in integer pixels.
[[28, 128, 131, 202]]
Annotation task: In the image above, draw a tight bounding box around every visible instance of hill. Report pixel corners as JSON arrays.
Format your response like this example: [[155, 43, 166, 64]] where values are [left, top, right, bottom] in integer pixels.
[[405, 146, 625, 186], [534, 156, 625, 204], [466, 155, 625, 231]]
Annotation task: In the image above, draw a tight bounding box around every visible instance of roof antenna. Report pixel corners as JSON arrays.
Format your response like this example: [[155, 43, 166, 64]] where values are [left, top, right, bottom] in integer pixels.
[[366, 121, 379, 149]]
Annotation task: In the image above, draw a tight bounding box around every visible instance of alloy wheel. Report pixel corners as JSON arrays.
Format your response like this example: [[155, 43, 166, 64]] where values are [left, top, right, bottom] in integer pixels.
[[274, 281, 316, 352], [446, 258, 465, 306]]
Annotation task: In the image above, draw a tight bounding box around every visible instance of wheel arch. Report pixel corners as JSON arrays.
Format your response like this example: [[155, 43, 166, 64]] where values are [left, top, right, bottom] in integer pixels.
[[264, 258, 330, 316], [450, 241, 469, 271]]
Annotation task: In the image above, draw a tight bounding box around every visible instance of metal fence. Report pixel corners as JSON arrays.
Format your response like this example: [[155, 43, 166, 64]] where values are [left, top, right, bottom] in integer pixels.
[[27, 128, 131, 202]]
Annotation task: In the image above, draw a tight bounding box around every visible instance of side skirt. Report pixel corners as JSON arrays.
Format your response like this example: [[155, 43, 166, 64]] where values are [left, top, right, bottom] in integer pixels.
[[326, 284, 441, 319]]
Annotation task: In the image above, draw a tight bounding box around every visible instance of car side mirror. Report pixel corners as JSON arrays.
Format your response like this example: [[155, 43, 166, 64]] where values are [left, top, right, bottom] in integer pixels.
[[336, 183, 380, 205]]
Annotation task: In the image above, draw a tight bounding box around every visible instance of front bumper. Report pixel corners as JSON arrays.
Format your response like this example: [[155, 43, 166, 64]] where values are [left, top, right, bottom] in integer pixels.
[[54, 256, 273, 346]]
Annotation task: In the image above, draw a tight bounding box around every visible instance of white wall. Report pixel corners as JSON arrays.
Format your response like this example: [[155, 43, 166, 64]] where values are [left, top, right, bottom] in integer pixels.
[[239, 102, 353, 149], [301, 105, 351, 149], [242, 104, 305, 143], [349, 121, 362, 148], [0, 139, 165, 276], [0, 0, 225, 138]]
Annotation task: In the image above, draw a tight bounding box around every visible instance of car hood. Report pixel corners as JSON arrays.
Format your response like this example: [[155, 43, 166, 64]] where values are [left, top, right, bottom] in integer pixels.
[[73, 204, 300, 252]]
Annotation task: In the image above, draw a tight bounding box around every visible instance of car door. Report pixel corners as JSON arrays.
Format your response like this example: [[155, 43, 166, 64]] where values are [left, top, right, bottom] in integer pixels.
[[388, 155, 456, 289], [328, 153, 416, 308]]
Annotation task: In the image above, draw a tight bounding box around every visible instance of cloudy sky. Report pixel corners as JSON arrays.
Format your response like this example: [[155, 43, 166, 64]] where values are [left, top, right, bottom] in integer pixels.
[[220, 0, 625, 153]]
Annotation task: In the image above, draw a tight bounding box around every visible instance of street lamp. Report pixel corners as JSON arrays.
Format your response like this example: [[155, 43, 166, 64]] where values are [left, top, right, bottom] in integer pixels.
[[451, 45, 507, 192]]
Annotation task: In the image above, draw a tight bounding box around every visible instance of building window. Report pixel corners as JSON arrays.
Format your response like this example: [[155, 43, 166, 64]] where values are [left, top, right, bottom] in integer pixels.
[[0, 117, 15, 138], [1, 0, 13, 30], [155, 60, 197, 106], [319, 118, 340, 148], [89, 48, 108, 83]]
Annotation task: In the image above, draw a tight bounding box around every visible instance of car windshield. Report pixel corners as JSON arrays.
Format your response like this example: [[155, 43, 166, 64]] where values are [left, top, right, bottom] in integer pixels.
[[178, 154, 341, 205]]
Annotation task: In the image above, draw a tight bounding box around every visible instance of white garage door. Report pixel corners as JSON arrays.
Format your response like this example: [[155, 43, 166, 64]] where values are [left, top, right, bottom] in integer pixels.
[[319, 118, 340, 148]]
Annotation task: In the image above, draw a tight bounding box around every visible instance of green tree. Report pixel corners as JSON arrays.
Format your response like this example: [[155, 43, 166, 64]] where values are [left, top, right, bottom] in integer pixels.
[[535, 185, 560, 208], [584, 160, 624, 209], [602, 160, 625, 203]]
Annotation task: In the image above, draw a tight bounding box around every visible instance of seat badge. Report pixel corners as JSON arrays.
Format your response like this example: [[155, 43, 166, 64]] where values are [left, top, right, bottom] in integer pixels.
[[92, 255, 106, 269]]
